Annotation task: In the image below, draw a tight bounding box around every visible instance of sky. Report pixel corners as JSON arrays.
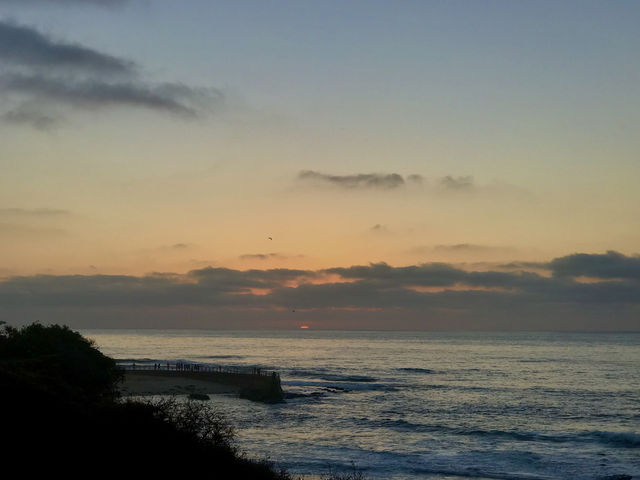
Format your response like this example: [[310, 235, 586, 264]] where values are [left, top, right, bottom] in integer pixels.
[[0, 0, 639, 330]]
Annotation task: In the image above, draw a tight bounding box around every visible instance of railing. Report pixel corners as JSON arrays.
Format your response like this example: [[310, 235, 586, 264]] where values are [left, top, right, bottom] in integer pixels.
[[118, 362, 278, 378]]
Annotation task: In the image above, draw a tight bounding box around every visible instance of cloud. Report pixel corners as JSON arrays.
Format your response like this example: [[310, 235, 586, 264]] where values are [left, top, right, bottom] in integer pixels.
[[435, 244, 492, 252], [1, 252, 639, 330], [295, 171, 525, 199], [325, 262, 467, 287], [239, 253, 286, 260], [0, 21, 133, 74], [298, 170, 407, 189], [0, 21, 222, 128], [1, 104, 62, 130], [239, 253, 305, 261], [0, 74, 214, 117], [187, 266, 314, 291], [370, 224, 389, 233], [549, 251, 640, 280], [152, 243, 194, 253], [439, 175, 474, 190]]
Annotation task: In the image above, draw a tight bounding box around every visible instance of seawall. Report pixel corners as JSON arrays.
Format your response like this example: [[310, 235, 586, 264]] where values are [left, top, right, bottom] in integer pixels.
[[122, 369, 284, 403]]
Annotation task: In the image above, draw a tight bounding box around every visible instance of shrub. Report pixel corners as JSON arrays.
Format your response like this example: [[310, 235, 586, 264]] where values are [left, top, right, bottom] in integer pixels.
[[146, 397, 237, 453], [0, 323, 122, 401]]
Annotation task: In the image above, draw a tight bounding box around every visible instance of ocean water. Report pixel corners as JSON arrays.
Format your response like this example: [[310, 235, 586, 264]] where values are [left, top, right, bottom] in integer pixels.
[[85, 330, 640, 480]]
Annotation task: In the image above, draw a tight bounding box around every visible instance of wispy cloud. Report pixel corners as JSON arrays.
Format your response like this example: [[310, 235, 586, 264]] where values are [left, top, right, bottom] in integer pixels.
[[0, 21, 222, 128], [0, 21, 133, 74], [150, 243, 195, 253], [1, 104, 61, 130], [0, 74, 213, 117], [439, 175, 475, 191], [370, 224, 389, 233], [239, 253, 287, 261], [298, 170, 407, 189], [295, 171, 526, 199]]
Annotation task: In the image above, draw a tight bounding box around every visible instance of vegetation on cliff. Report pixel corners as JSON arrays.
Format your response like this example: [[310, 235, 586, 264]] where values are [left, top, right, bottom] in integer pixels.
[[0, 323, 367, 478], [0, 323, 287, 477]]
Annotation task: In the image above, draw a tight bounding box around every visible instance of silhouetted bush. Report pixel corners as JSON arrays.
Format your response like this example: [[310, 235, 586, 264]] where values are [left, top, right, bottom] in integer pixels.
[[0, 323, 122, 401], [145, 397, 237, 452]]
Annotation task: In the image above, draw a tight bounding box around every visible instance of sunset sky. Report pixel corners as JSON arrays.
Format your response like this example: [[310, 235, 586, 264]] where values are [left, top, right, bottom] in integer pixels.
[[1, 1, 639, 330]]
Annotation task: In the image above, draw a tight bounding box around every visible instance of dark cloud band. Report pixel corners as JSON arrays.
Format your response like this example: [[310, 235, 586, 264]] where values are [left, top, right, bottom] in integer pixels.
[[0, 252, 638, 330]]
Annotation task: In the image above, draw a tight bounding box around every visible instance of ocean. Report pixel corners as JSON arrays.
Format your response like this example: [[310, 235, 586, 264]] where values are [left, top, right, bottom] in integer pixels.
[[84, 330, 640, 480]]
